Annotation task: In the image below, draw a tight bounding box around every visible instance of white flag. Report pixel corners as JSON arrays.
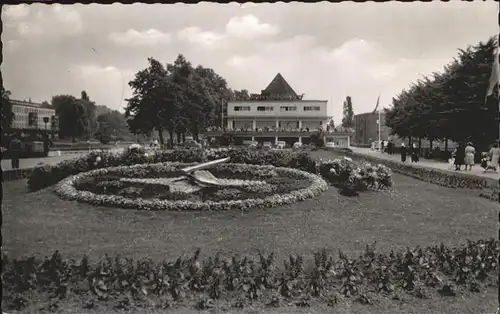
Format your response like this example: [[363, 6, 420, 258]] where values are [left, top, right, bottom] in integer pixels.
[[486, 49, 499, 101]]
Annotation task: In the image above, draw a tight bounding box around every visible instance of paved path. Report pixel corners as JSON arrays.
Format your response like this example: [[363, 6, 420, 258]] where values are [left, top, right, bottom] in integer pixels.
[[350, 147, 500, 181]]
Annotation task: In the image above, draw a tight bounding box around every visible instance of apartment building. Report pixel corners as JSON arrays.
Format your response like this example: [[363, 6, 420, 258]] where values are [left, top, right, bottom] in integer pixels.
[[10, 99, 59, 134], [206, 73, 351, 147]]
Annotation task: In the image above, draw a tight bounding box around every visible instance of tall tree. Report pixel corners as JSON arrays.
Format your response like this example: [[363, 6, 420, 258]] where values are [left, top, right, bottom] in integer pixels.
[[79, 91, 98, 139], [232, 89, 250, 101], [40, 101, 52, 109], [1, 86, 14, 133], [385, 36, 498, 151], [125, 57, 177, 146], [52, 95, 86, 142], [341, 96, 354, 128]]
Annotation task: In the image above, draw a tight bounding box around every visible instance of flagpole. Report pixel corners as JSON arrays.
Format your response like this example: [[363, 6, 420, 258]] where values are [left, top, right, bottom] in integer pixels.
[[378, 107, 381, 152]]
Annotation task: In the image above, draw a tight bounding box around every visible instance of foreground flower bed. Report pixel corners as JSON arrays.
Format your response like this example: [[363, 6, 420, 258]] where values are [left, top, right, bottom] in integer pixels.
[[3, 239, 497, 312], [54, 162, 328, 211], [28, 147, 393, 196]]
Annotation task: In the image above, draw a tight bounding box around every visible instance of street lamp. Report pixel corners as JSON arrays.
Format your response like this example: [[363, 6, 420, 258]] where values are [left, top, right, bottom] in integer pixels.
[[43, 117, 49, 131]]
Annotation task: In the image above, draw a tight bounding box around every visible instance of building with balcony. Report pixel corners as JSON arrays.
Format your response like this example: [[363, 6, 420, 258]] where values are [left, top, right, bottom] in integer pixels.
[[10, 99, 59, 135], [205, 73, 352, 147]]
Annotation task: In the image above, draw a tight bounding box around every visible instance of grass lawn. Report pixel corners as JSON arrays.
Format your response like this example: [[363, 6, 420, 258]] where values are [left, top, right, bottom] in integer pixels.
[[2, 151, 498, 313]]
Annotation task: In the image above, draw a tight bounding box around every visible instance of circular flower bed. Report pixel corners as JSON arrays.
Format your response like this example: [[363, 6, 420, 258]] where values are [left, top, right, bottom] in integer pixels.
[[54, 162, 328, 211]]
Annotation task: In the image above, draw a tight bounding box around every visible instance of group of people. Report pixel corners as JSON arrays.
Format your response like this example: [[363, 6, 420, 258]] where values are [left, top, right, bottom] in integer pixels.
[[451, 142, 476, 171], [399, 143, 420, 163], [451, 141, 500, 173], [379, 140, 419, 163]]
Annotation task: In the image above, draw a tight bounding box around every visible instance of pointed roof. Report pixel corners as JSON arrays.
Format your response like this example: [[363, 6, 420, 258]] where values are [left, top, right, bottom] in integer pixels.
[[261, 73, 298, 98]]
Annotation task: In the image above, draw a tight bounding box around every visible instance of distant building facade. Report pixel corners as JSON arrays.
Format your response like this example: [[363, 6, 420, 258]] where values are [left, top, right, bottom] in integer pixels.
[[205, 73, 352, 147], [10, 99, 59, 135], [354, 112, 391, 146]]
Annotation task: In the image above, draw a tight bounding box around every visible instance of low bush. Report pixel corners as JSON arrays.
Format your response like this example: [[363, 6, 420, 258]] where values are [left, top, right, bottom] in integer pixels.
[[3, 239, 497, 312], [27, 146, 393, 197], [318, 158, 392, 192], [345, 151, 493, 190]]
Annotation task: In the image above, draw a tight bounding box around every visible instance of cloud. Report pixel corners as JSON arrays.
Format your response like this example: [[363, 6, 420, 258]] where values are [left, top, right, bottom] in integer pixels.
[[4, 39, 22, 53], [177, 26, 225, 48], [223, 36, 455, 118], [225, 14, 280, 39], [2, 3, 497, 123], [72, 64, 135, 111], [177, 14, 279, 50], [2, 4, 30, 20], [13, 4, 83, 38], [109, 29, 172, 47]]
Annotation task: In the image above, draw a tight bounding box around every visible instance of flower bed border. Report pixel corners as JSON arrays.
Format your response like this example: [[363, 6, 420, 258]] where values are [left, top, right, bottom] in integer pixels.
[[54, 162, 328, 211], [342, 151, 498, 190]]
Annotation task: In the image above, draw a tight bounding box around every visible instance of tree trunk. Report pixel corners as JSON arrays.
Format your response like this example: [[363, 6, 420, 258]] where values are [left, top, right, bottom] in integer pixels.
[[158, 129, 165, 146], [176, 132, 181, 144], [168, 130, 174, 148], [444, 137, 448, 153], [418, 137, 422, 155], [430, 139, 434, 150], [182, 133, 186, 142]]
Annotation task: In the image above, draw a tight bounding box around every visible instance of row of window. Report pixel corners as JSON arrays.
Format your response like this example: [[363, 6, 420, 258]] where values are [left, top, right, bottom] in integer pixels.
[[12, 105, 54, 116], [233, 106, 321, 112]]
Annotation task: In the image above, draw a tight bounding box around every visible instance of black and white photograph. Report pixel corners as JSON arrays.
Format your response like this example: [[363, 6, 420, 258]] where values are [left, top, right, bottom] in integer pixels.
[[1, 2, 499, 313]]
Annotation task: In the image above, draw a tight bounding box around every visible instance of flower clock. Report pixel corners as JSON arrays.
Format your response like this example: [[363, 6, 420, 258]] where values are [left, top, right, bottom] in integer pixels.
[[54, 162, 328, 211]]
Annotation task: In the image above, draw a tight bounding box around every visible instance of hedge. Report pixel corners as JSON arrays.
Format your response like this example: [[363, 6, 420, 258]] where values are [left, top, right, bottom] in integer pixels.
[[26, 147, 392, 195], [343, 151, 498, 190]]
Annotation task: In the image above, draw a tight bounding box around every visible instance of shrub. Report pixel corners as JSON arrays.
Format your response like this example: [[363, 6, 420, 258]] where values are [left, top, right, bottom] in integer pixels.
[[310, 130, 325, 148], [318, 158, 392, 192], [28, 147, 392, 197], [345, 151, 493, 190], [2, 239, 498, 312]]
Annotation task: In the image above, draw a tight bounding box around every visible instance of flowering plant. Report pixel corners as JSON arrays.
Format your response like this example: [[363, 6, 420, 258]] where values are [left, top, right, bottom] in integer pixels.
[[317, 158, 392, 192], [54, 163, 328, 211]]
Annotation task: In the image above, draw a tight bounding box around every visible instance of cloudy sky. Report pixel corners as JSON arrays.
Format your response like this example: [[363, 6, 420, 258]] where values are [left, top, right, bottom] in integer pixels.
[[2, 2, 497, 121]]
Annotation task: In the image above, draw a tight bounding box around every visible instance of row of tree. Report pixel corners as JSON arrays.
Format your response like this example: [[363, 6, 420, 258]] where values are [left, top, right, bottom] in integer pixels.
[[125, 54, 255, 146], [0, 85, 132, 143], [385, 36, 499, 151], [51, 91, 132, 142]]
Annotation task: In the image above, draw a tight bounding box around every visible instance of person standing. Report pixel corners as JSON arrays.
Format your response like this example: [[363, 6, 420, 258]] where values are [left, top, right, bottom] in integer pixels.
[[454, 142, 465, 171], [411, 143, 419, 163], [464, 142, 476, 171], [488, 141, 500, 173], [400, 142, 407, 163], [9, 134, 22, 169], [380, 140, 385, 153], [388, 140, 394, 155]]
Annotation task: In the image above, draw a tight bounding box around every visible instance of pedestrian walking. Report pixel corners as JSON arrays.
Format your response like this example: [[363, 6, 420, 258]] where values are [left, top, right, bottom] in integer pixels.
[[381, 140, 385, 153], [9, 134, 22, 169], [487, 141, 500, 173], [388, 140, 394, 155], [464, 142, 476, 171], [400, 142, 407, 163], [411, 143, 419, 163], [454, 142, 465, 171]]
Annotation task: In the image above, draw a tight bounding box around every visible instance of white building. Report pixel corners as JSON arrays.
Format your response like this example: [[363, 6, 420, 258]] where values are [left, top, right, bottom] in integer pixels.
[[10, 99, 59, 134], [206, 73, 351, 147]]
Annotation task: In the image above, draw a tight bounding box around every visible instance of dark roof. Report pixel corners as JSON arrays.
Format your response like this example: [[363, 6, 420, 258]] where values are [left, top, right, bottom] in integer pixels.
[[261, 73, 298, 98]]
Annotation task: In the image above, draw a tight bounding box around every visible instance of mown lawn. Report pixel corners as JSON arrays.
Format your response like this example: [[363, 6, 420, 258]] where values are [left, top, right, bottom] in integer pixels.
[[2, 151, 498, 313]]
